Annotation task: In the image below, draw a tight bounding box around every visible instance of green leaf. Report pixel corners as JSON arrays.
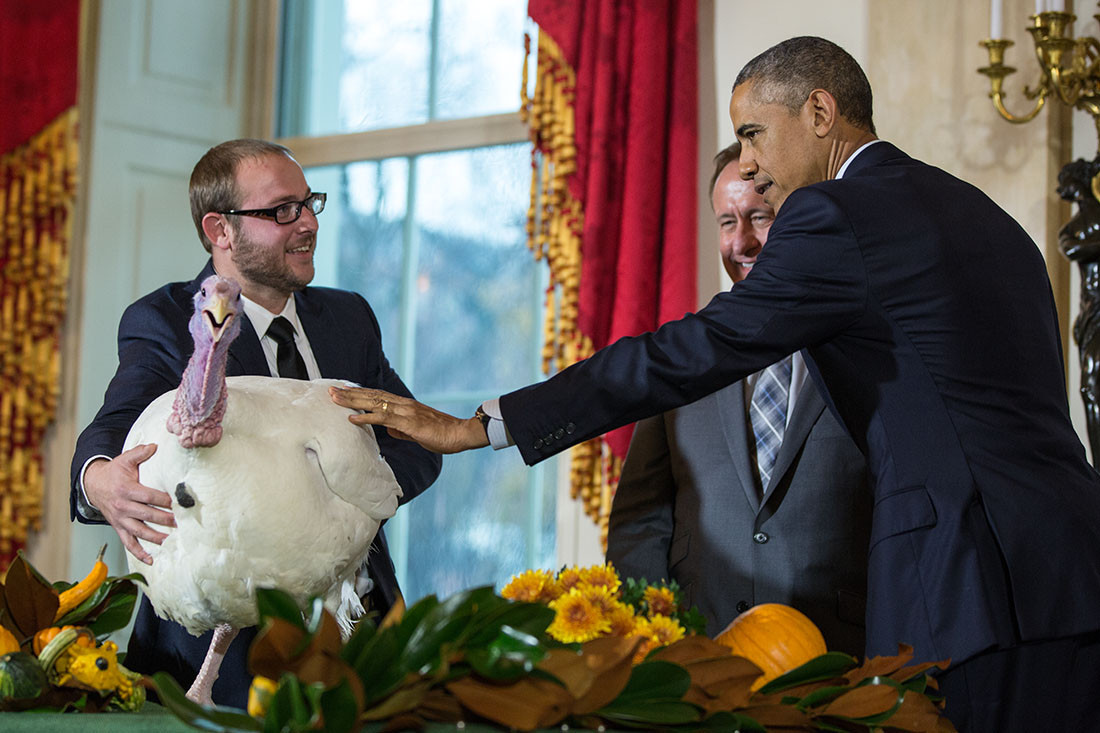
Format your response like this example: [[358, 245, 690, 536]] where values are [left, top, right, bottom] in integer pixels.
[[256, 588, 306, 631], [597, 699, 702, 726], [318, 678, 361, 733], [392, 594, 439, 648], [612, 660, 692, 703], [465, 624, 547, 680], [698, 710, 769, 732], [151, 672, 262, 732], [265, 674, 315, 731], [465, 599, 553, 646], [338, 616, 376, 667], [795, 684, 853, 710], [757, 651, 857, 694], [84, 585, 139, 636], [351, 627, 408, 704]]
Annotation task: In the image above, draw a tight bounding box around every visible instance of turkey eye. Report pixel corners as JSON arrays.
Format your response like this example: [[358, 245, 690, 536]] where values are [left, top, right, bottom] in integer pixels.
[[201, 287, 207, 296], [95, 657, 109, 670]]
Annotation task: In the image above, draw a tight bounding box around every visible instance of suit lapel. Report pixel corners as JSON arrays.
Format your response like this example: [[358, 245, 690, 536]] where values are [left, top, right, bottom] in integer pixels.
[[716, 382, 762, 512], [760, 372, 826, 505], [227, 315, 268, 376], [294, 289, 346, 378]]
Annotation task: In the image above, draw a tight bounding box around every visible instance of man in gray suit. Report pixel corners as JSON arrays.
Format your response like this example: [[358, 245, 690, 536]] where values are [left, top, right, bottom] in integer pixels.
[[606, 143, 872, 656]]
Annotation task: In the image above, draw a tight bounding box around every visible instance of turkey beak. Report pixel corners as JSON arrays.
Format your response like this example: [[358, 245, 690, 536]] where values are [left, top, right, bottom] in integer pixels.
[[203, 297, 236, 343]]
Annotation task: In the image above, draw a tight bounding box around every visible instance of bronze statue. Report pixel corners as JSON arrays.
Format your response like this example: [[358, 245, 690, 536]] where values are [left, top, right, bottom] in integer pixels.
[[1058, 157, 1100, 464]]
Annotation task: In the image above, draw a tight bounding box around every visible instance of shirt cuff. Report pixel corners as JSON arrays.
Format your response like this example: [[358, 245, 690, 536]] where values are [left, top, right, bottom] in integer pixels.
[[481, 398, 515, 450], [77, 455, 110, 521]]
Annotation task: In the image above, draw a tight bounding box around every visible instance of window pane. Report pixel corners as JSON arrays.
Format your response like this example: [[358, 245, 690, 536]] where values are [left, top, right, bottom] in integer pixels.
[[412, 144, 538, 394], [278, 0, 529, 137], [435, 0, 529, 119], [399, 398, 555, 601]]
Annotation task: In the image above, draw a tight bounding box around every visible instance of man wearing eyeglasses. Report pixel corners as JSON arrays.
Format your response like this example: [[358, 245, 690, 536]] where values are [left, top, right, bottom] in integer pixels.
[[69, 138, 442, 708]]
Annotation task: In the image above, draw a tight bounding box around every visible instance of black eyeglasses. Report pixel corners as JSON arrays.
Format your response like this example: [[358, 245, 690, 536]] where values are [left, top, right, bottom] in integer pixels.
[[218, 192, 327, 224]]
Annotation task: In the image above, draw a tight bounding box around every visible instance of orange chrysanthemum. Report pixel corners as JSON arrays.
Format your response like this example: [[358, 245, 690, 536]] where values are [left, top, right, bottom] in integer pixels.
[[579, 563, 622, 594], [605, 601, 638, 637], [643, 586, 677, 617], [547, 588, 611, 643], [556, 566, 584, 593], [501, 568, 556, 603]]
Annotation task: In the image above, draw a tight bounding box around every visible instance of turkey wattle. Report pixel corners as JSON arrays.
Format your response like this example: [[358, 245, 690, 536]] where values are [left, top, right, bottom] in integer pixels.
[[122, 275, 402, 704]]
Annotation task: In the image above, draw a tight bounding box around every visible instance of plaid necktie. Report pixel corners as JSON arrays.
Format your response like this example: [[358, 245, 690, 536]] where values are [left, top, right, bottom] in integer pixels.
[[266, 316, 308, 379], [750, 355, 792, 491]]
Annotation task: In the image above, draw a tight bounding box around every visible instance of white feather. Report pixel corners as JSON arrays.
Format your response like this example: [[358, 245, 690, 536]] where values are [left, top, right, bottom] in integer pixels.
[[123, 376, 401, 638]]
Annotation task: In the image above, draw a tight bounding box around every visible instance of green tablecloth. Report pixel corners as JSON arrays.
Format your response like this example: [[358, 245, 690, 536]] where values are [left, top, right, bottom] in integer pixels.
[[0, 703, 513, 732]]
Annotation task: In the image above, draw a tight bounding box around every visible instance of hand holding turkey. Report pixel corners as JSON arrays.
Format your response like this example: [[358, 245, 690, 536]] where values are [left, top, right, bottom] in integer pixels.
[[81, 443, 175, 565]]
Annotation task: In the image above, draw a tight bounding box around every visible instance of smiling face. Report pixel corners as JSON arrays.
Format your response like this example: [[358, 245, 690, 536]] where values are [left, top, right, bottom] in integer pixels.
[[729, 80, 827, 211], [210, 152, 319, 311], [712, 162, 775, 282]]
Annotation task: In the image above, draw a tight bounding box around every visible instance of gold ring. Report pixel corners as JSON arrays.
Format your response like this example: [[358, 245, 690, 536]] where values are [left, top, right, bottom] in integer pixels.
[[381, 401, 389, 413]]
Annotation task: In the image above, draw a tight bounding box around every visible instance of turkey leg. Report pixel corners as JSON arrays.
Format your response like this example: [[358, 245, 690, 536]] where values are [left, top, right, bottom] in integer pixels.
[[185, 623, 239, 705]]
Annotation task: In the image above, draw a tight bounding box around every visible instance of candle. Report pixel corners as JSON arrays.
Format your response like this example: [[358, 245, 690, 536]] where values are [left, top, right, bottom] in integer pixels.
[[1036, 0, 1045, 14], [1049, 0, 1065, 11], [991, 0, 1003, 38]]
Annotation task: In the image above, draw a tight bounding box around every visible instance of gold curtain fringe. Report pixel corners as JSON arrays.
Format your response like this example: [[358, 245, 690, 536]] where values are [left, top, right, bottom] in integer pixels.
[[0, 107, 78, 566], [522, 29, 618, 543]]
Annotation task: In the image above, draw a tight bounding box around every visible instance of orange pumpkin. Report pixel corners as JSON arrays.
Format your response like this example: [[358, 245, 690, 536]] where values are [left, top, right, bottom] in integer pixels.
[[0, 626, 19, 655], [714, 603, 827, 690]]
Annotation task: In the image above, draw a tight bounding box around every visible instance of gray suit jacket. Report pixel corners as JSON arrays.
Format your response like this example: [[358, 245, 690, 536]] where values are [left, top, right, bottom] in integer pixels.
[[607, 370, 871, 656]]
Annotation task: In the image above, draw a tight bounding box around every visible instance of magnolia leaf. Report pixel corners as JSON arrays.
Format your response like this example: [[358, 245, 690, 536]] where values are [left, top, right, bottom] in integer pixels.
[[569, 635, 639, 714], [820, 681, 902, 719], [338, 616, 376, 668], [255, 588, 306, 631], [250, 617, 308, 676], [378, 595, 406, 630], [596, 699, 702, 726], [613, 660, 692, 702], [697, 710, 768, 732], [844, 643, 916, 684], [465, 600, 555, 647], [738, 702, 814, 727], [151, 672, 263, 732], [879, 689, 956, 731], [67, 579, 139, 635], [891, 658, 952, 686], [651, 634, 741, 666], [416, 686, 464, 722], [352, 627, 409, 704], [446, 674, 572, 730], [393, 594, 439, 647], [678, 657, 763, 713], [360, 678, 433, 721], [466, 624, 546, 680], [265, 674, 315, 731], [3, 553, 60, 635], [757, 651, 856, 694]]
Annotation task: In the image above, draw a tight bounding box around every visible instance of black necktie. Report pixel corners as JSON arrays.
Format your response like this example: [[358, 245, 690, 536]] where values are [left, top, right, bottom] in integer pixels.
[[266, 316, 308, 379]]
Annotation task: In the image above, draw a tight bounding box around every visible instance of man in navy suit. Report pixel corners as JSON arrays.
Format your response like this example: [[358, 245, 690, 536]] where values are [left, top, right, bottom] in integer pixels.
[[335, 37, 1100, 731], [607, 143, 871, 653], [71, 138, 442, 707]]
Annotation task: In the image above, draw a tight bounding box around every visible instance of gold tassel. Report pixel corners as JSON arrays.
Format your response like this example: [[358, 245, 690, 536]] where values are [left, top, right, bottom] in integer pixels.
[[0, 107, 78, 567], [521, 33, 618, 544]]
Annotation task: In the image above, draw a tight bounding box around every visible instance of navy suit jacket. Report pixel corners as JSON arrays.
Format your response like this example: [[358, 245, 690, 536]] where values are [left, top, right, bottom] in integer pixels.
[[70, 260, 442, 706], [503, 143, 1100, 667], [607, 372, 871, 655]]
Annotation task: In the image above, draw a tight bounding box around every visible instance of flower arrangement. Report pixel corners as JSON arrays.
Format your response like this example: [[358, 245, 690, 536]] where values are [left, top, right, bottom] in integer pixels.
[[501, 563, 705, 660], [154, 582, 955, 732]]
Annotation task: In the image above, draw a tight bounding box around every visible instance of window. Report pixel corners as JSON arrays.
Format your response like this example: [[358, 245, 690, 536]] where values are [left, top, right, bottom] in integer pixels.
[[276, 0, 555, 602]]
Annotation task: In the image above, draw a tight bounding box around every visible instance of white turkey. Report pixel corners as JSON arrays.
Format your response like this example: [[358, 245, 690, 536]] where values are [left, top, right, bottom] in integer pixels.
[[122, 274, 402, 705]]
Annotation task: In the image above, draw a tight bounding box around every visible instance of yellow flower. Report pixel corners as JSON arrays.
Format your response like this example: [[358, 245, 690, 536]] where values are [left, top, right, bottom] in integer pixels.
[[605, 601, 638, 637], [645, 614, 686, 646], [501, 569, 556, 602], [547, 588, 611, 643], [556, 566, 584, 593], [578, 583, 618, 616], [579, 563, 622, 594], [643, 586, 677, 617]]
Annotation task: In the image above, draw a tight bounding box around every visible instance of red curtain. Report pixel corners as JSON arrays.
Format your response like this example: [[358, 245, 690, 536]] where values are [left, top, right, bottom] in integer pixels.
[[522, 0, 697, 538], [0, 0, 81, 570]]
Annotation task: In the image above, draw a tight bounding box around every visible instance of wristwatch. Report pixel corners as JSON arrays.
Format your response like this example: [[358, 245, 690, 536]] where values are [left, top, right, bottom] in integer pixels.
[[474, 404, 491, 436]]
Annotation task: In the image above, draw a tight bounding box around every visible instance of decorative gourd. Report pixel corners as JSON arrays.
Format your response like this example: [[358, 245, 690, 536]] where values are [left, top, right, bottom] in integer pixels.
[[0, 627, 19, 655], [55, 544, 108, 621], [32, 626, 87, 655], [714, 603, 827, 690], [0, 651, 49, 701]]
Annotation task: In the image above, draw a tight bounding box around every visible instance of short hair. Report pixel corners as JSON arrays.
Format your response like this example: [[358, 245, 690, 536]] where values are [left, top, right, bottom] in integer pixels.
[[733, 36, 875, 135], [189, 139, 294, 252], [709, 141, 742, 199]]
